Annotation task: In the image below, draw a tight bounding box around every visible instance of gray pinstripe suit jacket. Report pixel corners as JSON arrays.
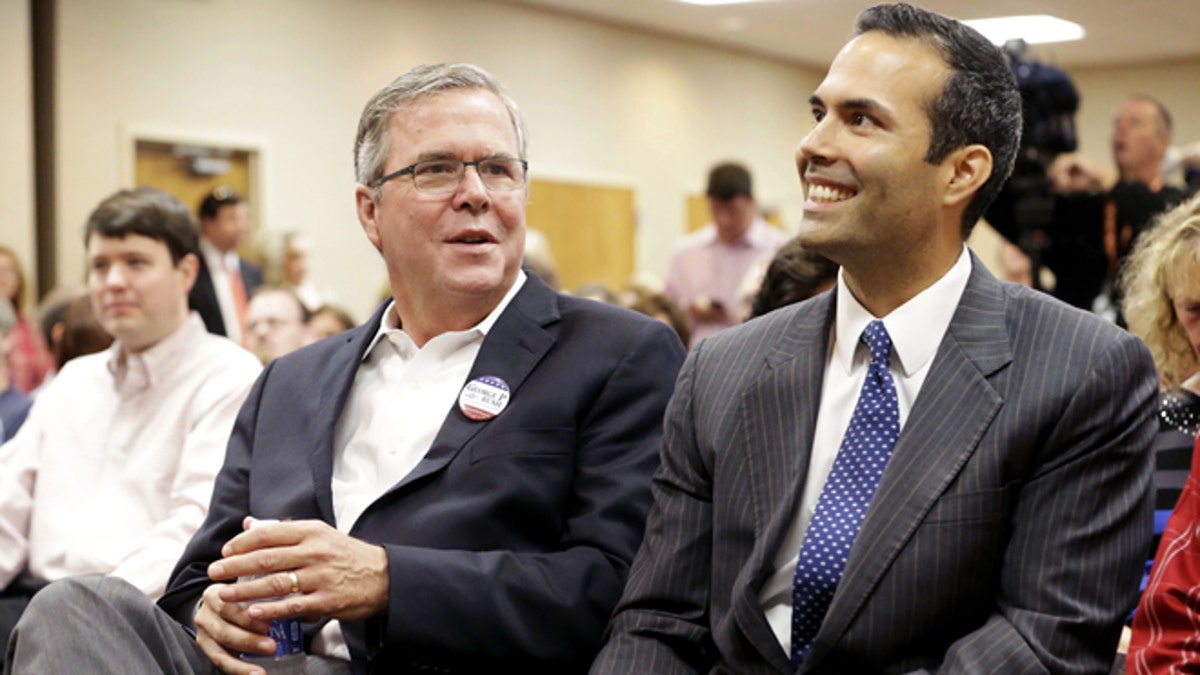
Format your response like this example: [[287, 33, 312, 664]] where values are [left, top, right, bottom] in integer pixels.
[[593, 255, 1158, 674]]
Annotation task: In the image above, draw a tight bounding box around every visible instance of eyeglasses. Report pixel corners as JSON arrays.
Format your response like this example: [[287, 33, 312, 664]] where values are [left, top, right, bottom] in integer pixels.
[[371, 158, 528, 194]]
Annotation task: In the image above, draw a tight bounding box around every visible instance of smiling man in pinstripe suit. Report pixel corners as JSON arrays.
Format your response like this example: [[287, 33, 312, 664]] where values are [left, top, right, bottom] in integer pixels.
[[593, 4, 1158, 674]]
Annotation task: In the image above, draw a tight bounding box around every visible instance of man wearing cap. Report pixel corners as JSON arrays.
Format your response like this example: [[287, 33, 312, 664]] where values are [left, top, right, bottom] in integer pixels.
[[7, 63, 684, 675], [664, 162, 789, 347]]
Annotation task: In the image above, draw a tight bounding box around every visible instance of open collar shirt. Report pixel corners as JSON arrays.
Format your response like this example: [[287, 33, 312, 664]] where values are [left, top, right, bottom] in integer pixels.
[[0, 313, 260, 596], [316, 272, 526, 659]]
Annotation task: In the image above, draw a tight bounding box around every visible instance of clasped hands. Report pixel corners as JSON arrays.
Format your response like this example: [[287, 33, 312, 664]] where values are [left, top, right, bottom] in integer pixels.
[[194, 517, 388, 674]]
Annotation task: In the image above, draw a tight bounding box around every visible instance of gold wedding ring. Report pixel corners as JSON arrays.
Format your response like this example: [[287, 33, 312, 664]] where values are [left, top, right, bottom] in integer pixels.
[[288, 570, 300, 594]]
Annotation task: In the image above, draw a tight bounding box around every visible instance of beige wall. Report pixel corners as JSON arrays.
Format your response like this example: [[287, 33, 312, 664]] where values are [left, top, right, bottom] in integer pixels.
[[40, 0, 1200, 318], [1070, 60, 1200, 174], [53, 0, 818, 319], [1, 0, 36, 301]]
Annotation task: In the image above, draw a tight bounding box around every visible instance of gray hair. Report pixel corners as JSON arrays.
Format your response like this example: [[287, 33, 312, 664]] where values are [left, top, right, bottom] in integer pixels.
[[354, 63, 528, 193], [0, 296, 16, 336]]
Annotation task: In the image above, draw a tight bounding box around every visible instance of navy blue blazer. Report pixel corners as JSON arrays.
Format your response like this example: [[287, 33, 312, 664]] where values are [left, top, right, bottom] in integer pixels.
[[159, 274, 686, 674], [188, 253, 263, 337]]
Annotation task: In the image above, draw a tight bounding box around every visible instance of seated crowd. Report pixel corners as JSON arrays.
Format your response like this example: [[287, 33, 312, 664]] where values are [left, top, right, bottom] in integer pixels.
[[1, 5, 1200, 672]]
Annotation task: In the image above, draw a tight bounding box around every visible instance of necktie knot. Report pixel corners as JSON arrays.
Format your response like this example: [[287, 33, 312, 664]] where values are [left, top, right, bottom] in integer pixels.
[[861, 320, 892, 369]]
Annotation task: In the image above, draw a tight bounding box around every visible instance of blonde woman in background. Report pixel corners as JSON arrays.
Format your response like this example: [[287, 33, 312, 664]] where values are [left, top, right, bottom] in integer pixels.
[[1122, 192, 1200, 669]]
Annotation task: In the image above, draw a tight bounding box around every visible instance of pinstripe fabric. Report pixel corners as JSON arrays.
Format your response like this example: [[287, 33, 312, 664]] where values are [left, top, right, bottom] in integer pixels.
[[593, 255, 1158, 675]]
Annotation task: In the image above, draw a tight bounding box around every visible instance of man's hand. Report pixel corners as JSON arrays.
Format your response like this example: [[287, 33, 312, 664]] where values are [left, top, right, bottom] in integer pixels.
[[193, 518, 390, 673], [1048, 153, 1113, 193]]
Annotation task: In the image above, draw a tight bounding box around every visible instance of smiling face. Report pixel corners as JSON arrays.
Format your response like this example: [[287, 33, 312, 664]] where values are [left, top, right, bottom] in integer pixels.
[[794, 31, 964, 280], [356, 89, 525, 345], [88, 233, 196, 354]]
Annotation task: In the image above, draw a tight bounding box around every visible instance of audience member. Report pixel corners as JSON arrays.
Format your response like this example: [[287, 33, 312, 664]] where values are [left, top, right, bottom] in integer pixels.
[[307, 303, 357, 340], [624, 290, 690, 348], [7, 62, 685, 675], [1045, 95, 1192, 317], [0, 187, 261, 666], [594, 5, 1157, 673], [572, 282, 619, 304], [188, 186, 264, 342], [0, 247, 54, 393], [663, 162, 788, 347], [0, 297, 32, 443], [244, 286, 312, 364], [746, 237, 839, 320], [53, 291, 114, 368], [524, 228, 561, 290], [270, 230, 335, 313], [1124, 193, 1200, 672]]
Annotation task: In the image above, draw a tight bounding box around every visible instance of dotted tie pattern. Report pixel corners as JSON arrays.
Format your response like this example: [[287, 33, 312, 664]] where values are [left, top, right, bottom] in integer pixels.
[[790, 320, 900, 666]]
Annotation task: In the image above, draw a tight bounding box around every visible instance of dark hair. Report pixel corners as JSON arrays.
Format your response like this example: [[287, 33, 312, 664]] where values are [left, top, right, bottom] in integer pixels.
[[84, 187, 199, 265], [625, 291, 691, 348], [57, 293, 114, 368], [311, 303, 357, 332], [750, 239, 840, 319], [706, 162, 753, 201], [855, 3, 1022, 236], [197, 185, 243, 221]]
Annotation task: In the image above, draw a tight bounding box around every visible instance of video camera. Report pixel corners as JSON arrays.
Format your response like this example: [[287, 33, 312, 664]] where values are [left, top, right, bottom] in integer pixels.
[[986, 41, 1108, 309]]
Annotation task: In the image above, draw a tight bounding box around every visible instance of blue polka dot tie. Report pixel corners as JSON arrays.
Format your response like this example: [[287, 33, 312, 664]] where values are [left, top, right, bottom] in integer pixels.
[[791, 320, 900, 666]]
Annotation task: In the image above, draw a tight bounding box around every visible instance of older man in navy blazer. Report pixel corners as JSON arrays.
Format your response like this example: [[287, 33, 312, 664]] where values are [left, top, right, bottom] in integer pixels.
[[594, 4, 1157, 674], [7, 64, 684, 675]]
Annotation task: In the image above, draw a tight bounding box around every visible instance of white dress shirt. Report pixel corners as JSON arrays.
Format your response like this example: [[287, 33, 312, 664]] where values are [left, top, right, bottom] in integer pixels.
[[311, 272, 527, 659], [0, 313, 260, 597], [758, 246, 972, 654]]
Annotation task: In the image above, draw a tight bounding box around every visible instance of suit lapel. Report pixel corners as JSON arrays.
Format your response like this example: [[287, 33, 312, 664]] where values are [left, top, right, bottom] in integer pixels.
[[733, 294, 836, 673], [805, 256, 1014, 665], [310, 303, 389, 524], [389, 275, 559, 491]]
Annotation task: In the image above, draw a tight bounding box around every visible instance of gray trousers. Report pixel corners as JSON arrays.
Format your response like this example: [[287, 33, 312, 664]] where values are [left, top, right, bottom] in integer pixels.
[[4, 576, 352, 675]]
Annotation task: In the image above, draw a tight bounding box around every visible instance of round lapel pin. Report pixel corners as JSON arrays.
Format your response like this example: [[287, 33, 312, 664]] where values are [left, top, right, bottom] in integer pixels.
[[458, 375, 510, 421]]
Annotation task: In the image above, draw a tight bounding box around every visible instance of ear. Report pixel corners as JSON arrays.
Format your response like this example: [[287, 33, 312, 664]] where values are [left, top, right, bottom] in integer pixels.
[[940, 144, 993, 211], [177, 252, 200, 294], [355, 185, 385, 253]]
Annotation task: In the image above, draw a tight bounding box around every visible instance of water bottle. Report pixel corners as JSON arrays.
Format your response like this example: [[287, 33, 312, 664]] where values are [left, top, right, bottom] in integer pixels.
[[239, 519, 306, 674]]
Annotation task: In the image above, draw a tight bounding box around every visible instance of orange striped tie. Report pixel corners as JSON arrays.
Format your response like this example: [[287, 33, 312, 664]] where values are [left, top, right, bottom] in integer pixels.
[[229, 263, 248, 343]]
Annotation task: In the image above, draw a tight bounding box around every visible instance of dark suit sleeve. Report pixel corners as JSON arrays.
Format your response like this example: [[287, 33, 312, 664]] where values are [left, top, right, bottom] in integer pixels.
[[936, 331, 1157, 674], [372, 319, 685, 666], [592, 347, 716, 674]]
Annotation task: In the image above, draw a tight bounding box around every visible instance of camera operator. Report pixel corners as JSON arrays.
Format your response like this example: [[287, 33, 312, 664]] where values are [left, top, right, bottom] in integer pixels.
[[989, 76, 1194, 319], [985, 49, 1110, 311]]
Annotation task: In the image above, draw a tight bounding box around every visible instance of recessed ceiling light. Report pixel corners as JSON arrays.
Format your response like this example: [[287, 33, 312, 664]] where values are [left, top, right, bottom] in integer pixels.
[[963, 15, 1086, 46]]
